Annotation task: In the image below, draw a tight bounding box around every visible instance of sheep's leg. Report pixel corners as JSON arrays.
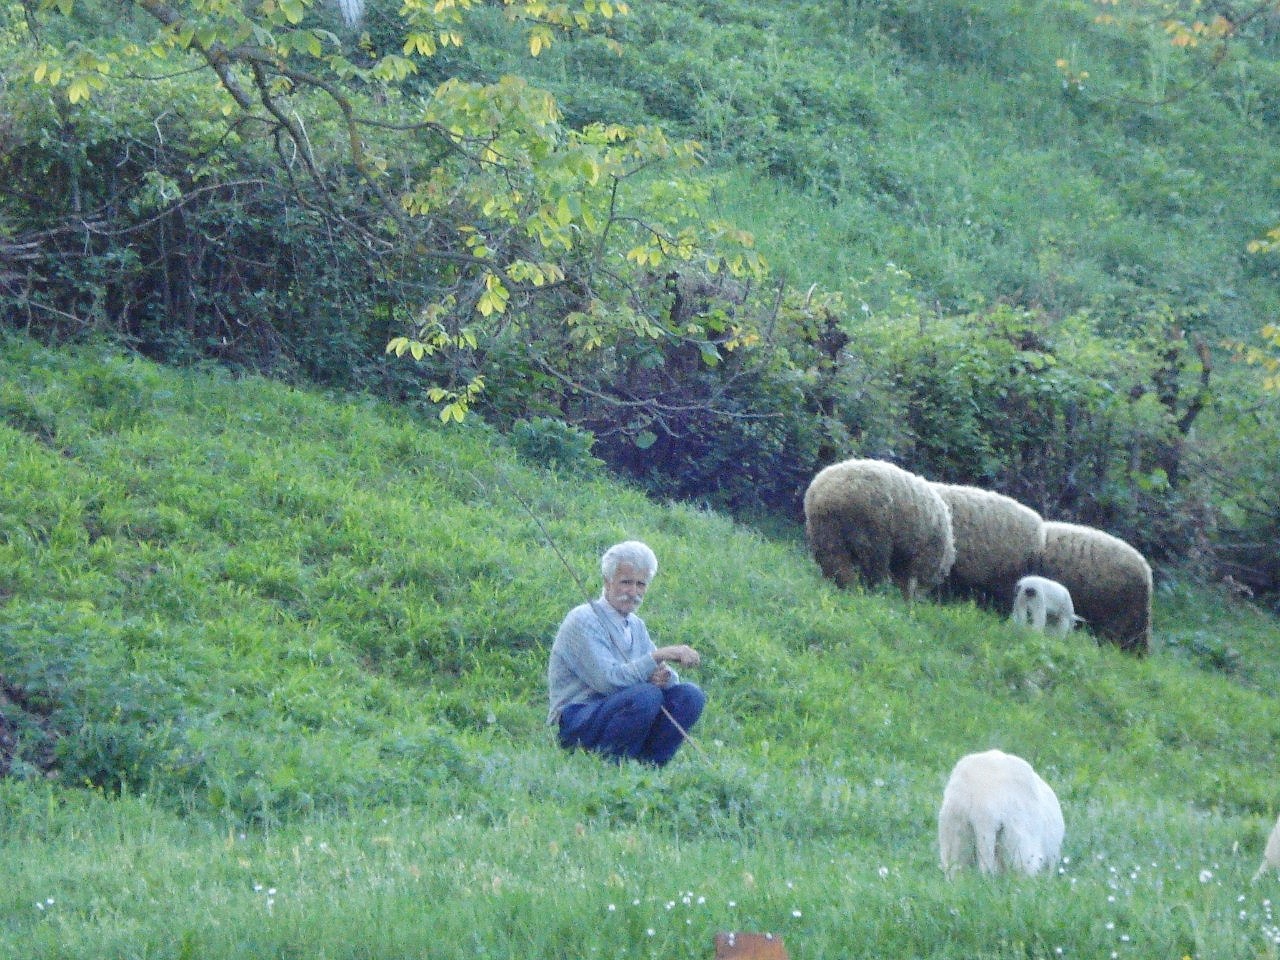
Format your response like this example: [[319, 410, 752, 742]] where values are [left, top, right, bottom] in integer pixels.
[[1030, 596, 1047, 632], [973, 817, 1002, 874], [938, 811, 976, 879]]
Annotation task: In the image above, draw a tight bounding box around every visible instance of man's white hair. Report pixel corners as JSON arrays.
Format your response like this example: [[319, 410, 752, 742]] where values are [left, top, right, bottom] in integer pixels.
[[601, 541, 658, 580]]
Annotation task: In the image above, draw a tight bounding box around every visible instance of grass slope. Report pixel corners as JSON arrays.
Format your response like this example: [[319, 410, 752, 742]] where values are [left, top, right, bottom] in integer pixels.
[[462, 0, 1280, 331], [2, 334, 1279, 959]]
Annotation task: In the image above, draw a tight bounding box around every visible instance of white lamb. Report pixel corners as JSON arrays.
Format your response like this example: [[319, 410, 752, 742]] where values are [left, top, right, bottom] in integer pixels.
[[938, 749, 1065, 878], [1011, 575, 1082, 640], [1253, 812, 1280, 882]]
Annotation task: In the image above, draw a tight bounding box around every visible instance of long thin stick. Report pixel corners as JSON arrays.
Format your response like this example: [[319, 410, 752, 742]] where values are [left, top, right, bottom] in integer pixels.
[[482, 469, 706, 757]]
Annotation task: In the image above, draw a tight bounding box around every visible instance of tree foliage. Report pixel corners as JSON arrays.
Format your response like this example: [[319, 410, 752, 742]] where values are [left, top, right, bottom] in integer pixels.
[[8, 0, 765, 418]]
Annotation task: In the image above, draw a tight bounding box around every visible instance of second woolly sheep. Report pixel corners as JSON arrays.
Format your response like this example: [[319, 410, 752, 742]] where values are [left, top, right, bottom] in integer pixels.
[[803, 458, 955, 603], [930, 482, 1045, 611], [1037, 521, 1153, 655]]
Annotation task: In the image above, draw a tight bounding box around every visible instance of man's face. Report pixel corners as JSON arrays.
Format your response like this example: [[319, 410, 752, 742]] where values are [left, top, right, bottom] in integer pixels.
[[603, 562, 649, 617]]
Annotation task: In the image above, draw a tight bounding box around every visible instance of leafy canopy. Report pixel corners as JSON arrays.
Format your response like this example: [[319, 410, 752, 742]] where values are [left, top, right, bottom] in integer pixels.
[[22, 0, 766, 419]]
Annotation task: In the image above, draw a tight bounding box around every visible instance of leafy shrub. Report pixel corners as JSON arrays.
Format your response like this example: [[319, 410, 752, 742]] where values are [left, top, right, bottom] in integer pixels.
[[509, 418, 603, 474], [0, 616, 195, 793]]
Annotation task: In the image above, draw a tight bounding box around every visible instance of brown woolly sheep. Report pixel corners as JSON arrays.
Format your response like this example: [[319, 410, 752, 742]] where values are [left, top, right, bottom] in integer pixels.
[[803, 458, 955, 603], [930, 483, 1045, 611], [1037, 521, 1153, 655]]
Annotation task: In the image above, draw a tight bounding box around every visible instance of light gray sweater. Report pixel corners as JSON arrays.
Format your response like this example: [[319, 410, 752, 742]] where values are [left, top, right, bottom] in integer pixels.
[[546, 599, 678, 725]]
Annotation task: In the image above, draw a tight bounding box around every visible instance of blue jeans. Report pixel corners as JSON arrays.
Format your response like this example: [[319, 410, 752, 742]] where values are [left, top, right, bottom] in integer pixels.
[[558, 683, 705, 767]]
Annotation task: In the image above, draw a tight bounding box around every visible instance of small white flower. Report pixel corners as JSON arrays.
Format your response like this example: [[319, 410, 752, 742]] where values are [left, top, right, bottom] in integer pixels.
[[646, 928, 655, 937], [697, 896, 706, 905], [1106, 922, 1115, 931], [1199, 870, 1213, 883], [877, 866, 889, 879], [607, 904, 616, 912], [791, 910, 802, 918]]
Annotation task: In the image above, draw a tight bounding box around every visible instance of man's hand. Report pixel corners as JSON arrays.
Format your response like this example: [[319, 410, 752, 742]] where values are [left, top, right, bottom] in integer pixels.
[[653, 644, 700, 667], [649, 664, 675, 687]]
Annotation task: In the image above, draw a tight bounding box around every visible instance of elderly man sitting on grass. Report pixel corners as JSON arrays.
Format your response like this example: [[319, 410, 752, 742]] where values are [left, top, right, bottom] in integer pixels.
[[547, 540, 705, 766]]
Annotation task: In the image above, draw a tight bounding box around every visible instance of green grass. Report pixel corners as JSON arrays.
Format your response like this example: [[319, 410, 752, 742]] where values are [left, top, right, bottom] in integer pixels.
[[2, 333, 1280, 959]]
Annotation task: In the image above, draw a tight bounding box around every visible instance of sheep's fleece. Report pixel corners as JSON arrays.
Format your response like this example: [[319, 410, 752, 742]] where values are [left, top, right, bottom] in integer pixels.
[[931, 482, 1044, 610], [804, 458, 955, 602], [938, 748, 1064, 878], [1037, 521, 1152, 654]]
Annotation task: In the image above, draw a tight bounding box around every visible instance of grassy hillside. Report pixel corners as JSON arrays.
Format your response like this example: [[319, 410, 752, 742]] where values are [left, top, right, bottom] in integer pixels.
[[2, 334, 1280, 959], [457, 0, 1280, 334]]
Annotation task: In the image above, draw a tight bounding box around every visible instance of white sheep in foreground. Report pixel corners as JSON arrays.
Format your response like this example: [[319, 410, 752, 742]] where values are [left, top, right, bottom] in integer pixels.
[[1253, 812, 1280, 882], [938, 749, 1064, 878], [1010, 574, 1083, 640]]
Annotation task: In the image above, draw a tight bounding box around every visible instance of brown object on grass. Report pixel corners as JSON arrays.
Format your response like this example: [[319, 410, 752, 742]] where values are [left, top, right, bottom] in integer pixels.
[[714, 931, 790, 960]]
